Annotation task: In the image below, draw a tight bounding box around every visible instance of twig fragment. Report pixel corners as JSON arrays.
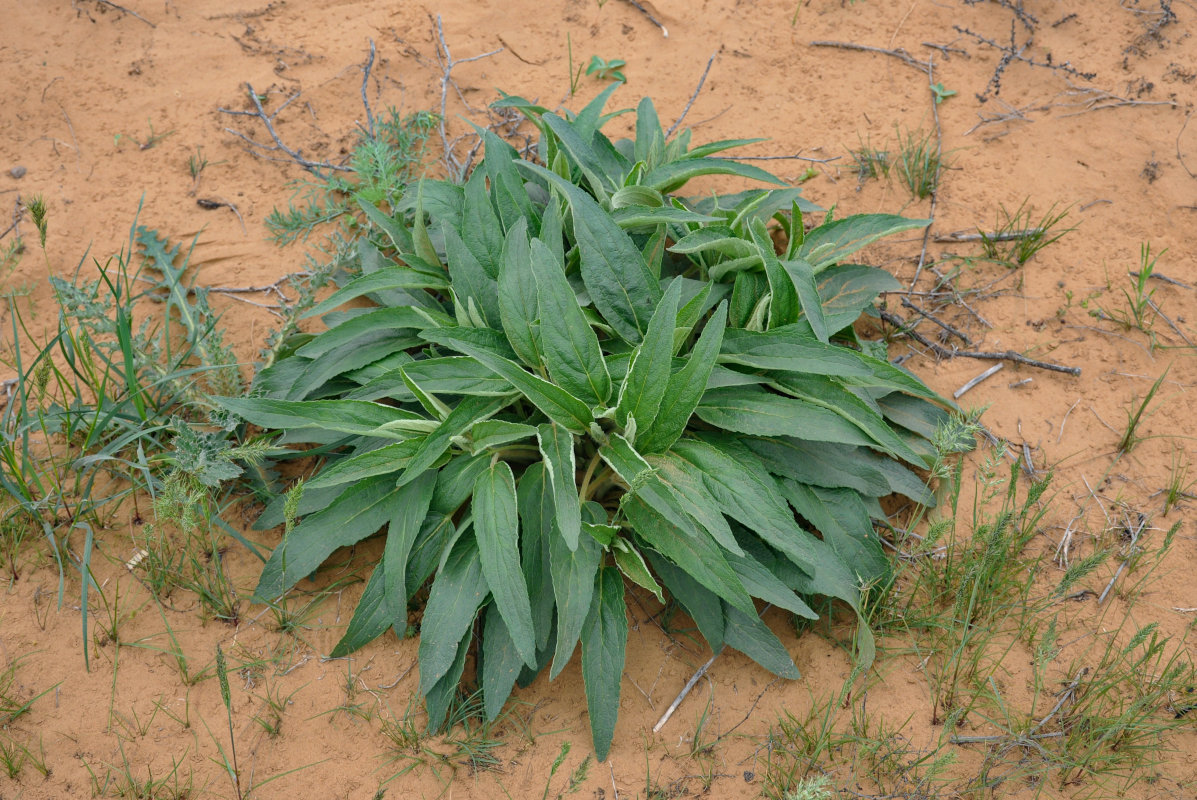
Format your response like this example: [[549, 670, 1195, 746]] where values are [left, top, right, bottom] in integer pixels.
[[666, 52, 716, 139], [620, 0, 668, 37], [88, 0, 156, 27], [935, 228, 1044, 243], [653, 649, 722, 733], [954, 363, 1004, 399], [220, 86, 352, 174], [900, 298, 972, 345], [360, 39, 376, 138], [432, 15, 503, 181]]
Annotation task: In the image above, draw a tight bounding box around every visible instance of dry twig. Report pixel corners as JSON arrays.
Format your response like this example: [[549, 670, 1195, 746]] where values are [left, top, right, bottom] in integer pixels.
[[809, 40, 930, 72], [666, 52, 716, 138], [220, 86, 352, 174], [880, 310, 1082, 375]]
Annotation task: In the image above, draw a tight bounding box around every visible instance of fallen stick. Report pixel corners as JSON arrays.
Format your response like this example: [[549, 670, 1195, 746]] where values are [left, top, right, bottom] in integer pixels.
[[880, 310, 1082, 375], [935, 228, 1044, 243], [809, 40, 929, 71], [901, 297, 972, 345]]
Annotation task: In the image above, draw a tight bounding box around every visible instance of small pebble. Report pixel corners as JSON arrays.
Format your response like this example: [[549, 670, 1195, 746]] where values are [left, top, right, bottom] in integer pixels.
[[9, 166, 26, 179]]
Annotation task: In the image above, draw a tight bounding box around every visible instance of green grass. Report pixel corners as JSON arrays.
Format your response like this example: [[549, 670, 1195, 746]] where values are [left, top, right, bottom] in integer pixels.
[[979, 199, 1074, 267], [895, 126, 946, 199]]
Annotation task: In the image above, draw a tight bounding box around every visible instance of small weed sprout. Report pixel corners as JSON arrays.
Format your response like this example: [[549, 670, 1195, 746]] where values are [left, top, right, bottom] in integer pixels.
[[895, 127, 945, 199], [980, 199, 1074, 267], [586, 55, 627, 83]]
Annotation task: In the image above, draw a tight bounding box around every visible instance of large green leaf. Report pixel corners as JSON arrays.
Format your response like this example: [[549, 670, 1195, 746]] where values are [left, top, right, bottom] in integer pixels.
[[383, 470, 437, 627], [642, 158, 786, 194], [425, 624, 473, 732], [615, 279, 680, 432], [532, 238, 612, 406], [400, 357, 515, 397], [306, 440, 421, 489], [817, 264, 901, 333], [443, 224, 500, 327], [722, 604, 800, 679], [799, 214, 930, 272], [418, 536, 489, 695], [696, 385, 877, 449], [749, 219, 799, 330], [297, 307, 426, 359], [474, 462, 537, 667], [668, 437, 820, 575], [769, 374, 925, 464], [647, 553, 725, 651], [582, 566, 628, 762], [425, 330, 594, 434], [302, 264, 448, 319], [519, 162, 661, 343], [498, 219, 543, 368], [482, 604, 525, 722], [718, 326, 869, 377], [215, 397, 425, 439], [329, 562, 391, 657], [549, 516, 603, 679], [542, 112, 617, 201], [780, 257, 830, 344], [637, 303, 727, 453], [621, 491, 753, 615], [537, 423, 582, 550], [461, 166, 505, 279], [516, 463, 556, 651], [254, 474, 406, 601]]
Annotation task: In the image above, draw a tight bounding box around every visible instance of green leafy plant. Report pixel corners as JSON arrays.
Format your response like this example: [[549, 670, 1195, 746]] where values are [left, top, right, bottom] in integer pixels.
[[929, 82, 956, 104], [586, 55, 627, 83], [218, 88, 952, 760]]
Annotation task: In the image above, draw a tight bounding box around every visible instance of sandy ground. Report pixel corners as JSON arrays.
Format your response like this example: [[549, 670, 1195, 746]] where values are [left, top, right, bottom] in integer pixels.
[[1, 1, 1195, 798]]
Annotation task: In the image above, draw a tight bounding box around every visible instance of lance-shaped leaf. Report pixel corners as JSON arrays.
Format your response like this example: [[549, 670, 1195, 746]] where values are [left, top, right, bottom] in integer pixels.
[[779, 480, 889, 586], [471, 420, 539, 452], [647, 552, 725, 651], [422, 329, 594, 434], [749, 219, 798, 330], [582, 566, 628, 762], [722, 603, 800, 679], [254, 475, 406, 601], [718, 326, 869, 377], [461, 166, 504, 278], [816, 264, 901, 334], [302, 265, 448, 319], [516, 463, 556, 652], [329, 562, 391, 657], [549, 516, 603, 679], [306, 440, 422, 489], [537, 423, 582, 550], [770, 373, 925, 464], [696, 385, 877, 449], [641, 158, 786, 194], [474, 461, 537, 667], [615, 279, 680, 433], [215, 397, 425, 439], [518, 161, 661, 343], [418, 536, 489, 695], [383, 469, 437, 628], [444, 224, 500, 327], [612, 539, 663, 602], [297, 307, 427, 359], [482, 604, 525, 722], [780, 257, 830, 343], [637, 302, 727, 454], [425, 624, 473, 731], [532, 238, 612, 406], [498, 219, 543, 368]]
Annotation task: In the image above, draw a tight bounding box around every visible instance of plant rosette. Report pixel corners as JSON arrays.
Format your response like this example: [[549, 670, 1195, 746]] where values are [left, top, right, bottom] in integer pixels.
[[218, 86, 956, 760]]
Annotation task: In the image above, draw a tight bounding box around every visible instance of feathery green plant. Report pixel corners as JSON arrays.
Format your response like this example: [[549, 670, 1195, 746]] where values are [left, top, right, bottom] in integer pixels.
[[218, 87, 953, 759]]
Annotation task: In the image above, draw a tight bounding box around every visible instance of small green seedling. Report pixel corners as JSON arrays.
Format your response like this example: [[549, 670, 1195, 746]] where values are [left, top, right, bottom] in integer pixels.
[[587, 55, 627, 83], [930, 82, 957, 104]]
